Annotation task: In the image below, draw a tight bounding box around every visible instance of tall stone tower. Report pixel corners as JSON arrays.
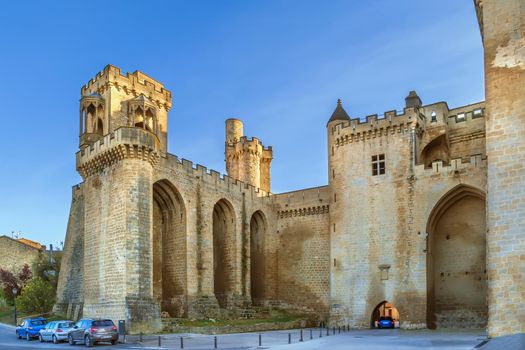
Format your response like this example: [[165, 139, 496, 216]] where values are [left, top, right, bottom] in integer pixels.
[[475, 0, 525, 338], [225, 118, 273, 192], [76, 65, 172, 332]]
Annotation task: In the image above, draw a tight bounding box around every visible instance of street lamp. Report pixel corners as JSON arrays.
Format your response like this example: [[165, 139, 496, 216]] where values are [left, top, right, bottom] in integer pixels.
[[12, 287, 18, 326]]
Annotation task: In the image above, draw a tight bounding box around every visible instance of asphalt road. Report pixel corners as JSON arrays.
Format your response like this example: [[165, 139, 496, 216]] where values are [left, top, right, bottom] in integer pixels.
[[1, 322, 505, 350], [0, 323, 129, 350]]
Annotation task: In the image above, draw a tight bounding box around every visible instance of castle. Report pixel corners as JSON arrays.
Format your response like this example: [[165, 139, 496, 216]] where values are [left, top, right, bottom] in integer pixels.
[[55, 1, 525, 338]]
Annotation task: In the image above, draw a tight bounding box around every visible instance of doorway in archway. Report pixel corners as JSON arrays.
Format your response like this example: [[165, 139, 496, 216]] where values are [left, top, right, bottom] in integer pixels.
[[371, 301, 399, 329]]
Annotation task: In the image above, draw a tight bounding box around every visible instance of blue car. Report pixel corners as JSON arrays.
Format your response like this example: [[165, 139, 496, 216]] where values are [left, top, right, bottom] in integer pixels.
[[16, 318, 48, 341], [377, 316, 394, 329]]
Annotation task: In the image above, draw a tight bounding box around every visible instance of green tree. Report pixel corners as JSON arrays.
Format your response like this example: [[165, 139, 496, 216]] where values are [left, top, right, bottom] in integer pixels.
[[15, 277, 55, 315], [32, 253, 61, 289]]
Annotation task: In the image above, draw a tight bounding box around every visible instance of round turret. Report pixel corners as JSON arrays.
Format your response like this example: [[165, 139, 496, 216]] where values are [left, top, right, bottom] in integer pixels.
[[226, 118, 243, 144]]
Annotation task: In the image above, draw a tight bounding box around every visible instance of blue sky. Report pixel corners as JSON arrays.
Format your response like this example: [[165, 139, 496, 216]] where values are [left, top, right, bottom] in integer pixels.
[[0, 0, 484, 247]]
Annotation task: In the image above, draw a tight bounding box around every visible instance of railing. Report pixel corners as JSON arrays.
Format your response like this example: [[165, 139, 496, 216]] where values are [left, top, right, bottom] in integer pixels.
[[123, 324, 352, 349]]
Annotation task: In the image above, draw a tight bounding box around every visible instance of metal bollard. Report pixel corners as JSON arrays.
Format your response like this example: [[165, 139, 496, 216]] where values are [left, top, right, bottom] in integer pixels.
[[139, 332, 143, 342], [288, 333, 291, 344], [158, 335, 161, 347], [214, 336, 217, 349], [123, 333, 126, 344], [326, 327, 329, 336], [347, 324, 350, 332], [333, 327, 335, 335], [310, 328, 313, 340], [320, 327, 322, 338], [259, 333, 262, 347], [300, 329, 303, 342], [338, 326, 341, 334], [180, 336, 184, 349]]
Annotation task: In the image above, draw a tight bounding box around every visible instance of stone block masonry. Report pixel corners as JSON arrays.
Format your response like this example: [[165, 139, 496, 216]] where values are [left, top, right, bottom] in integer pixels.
[[477, 0, 525, 338], [55, 2, 525, 336]]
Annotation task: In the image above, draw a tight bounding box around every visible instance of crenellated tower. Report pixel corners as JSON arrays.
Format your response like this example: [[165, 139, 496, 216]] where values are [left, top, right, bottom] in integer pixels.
[[225, 118, 273, 193], [79, 65, 171, 152], [74, 65, 172, 333]]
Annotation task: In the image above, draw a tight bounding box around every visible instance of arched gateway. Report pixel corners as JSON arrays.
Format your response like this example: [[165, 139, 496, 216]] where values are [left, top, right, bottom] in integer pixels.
[[426, 185, 487, 329], [152, 180, 188, 318]]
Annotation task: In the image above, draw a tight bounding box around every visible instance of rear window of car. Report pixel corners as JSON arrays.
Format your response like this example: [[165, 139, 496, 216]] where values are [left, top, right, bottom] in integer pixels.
[[93, 320, 114, 327], [30, 320, 47, 326], [58, 322, 74, 328], [379, 316, 393, 321]]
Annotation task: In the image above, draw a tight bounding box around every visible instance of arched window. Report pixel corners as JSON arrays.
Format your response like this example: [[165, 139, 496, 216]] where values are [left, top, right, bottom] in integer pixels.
[[94, 118, 104, 135], [134, 107, 144, 128], [431, 111, 437, 123], [145, 109, 155, 132]]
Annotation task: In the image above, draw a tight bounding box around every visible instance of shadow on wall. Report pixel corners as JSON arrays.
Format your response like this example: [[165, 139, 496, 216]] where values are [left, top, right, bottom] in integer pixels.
[[426, 184, 487, 329]]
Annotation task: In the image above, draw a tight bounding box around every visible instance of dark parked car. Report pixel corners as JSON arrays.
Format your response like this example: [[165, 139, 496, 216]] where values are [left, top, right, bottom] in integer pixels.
[[68, 318, 118, 347], [377, 316, 395, 329], [16, 318, 48, 340]]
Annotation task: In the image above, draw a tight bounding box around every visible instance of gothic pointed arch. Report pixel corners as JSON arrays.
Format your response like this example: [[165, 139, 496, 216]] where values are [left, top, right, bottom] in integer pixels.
[[152, 179, 187, 317], [212, 198, 236, 308], [250, 210, 267, 304], [426, 184, 487, 329]]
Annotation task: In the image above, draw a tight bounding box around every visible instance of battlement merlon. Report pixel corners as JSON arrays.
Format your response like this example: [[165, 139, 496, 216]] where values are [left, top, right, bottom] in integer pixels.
[[226, 136, 273, 155], [415, 154, 486, 177], [76, 127, 160, 178], [162, 153, 272, 198], [330, 100, 486, 141], [80, 64, 173, 111]]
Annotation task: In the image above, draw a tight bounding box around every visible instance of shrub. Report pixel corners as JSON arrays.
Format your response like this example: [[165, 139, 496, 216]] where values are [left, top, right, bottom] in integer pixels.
[[0, 289, 7, 310], [0, 264, 32, 301], [32, 253, 61, 289], [15, 277, 55, 315]]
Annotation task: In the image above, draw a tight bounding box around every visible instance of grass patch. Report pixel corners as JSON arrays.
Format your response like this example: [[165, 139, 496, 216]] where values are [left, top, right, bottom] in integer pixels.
[[0, 306, 60, 325], [175, 310, 309, 328], [0, 306, 16, 325]]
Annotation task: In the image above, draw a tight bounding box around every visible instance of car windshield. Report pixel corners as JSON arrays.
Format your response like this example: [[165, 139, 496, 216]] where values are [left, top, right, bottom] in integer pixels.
[[379, 317, 392, 321], [93, 320, 114, 327], [58, 322, 75, 328], [30, 320, 47, 326]]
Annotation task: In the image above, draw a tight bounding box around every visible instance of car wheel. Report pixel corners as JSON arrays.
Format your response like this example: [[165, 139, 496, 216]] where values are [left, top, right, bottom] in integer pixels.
[[111, 339, 117, 345], [26, 332, 30, 341], [53, 335, 59, 344], [16, 331, 21, 339], [39, 334, 43, 342], [69, 334, 75, 345], [85, 335, 92, 348]]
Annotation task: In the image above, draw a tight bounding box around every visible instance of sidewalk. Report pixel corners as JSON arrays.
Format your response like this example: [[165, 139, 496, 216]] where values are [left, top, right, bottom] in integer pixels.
[[126, 328, 487, 350]]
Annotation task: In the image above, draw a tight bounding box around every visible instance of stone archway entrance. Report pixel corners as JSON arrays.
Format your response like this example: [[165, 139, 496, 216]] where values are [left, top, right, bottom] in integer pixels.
[[250, 210, 267, 305], [213, 199, 236, 308], [371, 301, 399, 328], [426, 185, 487, 329], [152, 180, 187, 318]]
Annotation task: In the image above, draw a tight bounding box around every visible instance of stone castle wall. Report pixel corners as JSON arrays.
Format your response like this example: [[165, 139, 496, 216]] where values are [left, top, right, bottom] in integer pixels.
[[54, 185, 85, 319], [57, 4, 525, 335], [272, 187, 331, 315], [0, 236, 42, 273], [479, 0, 525, 337]]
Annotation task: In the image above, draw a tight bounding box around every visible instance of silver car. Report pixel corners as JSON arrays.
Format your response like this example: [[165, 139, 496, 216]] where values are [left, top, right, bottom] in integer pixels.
[[38, 320, 75, 344]]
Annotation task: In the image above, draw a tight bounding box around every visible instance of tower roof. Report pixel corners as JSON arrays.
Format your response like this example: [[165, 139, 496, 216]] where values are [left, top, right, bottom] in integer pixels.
[[405, 90, 422, 108], [327, 99, 350, 126]]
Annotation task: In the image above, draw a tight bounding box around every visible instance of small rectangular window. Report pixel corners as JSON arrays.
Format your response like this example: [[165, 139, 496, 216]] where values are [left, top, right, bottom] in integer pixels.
[[372, 154, 386, 176], [472, 109, 483, 118], [456, 113, 465, 122]]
